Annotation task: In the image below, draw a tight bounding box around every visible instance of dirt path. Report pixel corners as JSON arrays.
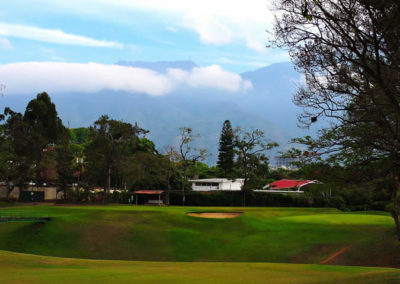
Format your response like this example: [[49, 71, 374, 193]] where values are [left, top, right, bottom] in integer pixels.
[[320, 244, 353, 264]]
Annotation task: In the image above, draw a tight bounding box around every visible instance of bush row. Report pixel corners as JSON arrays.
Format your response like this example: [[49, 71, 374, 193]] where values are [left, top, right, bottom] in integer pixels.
[[167, 191, 389, 210], [60, 188, 391, 211], [168, 191, 338, 208]]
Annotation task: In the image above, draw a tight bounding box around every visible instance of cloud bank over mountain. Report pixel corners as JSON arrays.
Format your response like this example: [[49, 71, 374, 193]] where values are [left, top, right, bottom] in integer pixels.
[[0, 62, 252, 96], [0, 60, 315, 164]]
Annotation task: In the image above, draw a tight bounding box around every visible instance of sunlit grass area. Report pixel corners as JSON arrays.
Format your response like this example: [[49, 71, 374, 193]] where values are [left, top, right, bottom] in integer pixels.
[[0, 250, 399, 284]]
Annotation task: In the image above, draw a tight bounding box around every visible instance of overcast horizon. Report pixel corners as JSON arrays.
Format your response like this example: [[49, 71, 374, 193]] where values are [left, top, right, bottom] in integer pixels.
[[0, 0, 293, 99], [0, 1, 288, 72]]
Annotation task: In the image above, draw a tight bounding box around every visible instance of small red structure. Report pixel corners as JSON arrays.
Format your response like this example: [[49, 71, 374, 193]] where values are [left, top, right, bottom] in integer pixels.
[[134, 190, 165, 205], [260, 179, 320, 193], [268, 180, 312, 189]]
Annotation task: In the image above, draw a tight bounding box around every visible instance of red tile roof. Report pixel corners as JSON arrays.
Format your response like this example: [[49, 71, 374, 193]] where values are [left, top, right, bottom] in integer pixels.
[[135, 190, 164, 195], [268, 179, 313, 190]]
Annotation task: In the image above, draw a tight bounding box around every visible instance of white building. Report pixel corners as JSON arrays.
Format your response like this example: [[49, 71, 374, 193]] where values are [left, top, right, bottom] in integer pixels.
[[189, 178, 244, 191]]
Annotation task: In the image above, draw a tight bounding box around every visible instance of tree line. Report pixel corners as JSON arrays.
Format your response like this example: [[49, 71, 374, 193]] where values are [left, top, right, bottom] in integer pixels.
[[0, 93, 278, 203]]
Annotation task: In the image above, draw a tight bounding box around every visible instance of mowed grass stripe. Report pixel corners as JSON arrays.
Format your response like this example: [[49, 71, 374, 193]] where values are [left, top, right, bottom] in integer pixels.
[[0, 250, 399, 284], [279, 214, 393, 225]]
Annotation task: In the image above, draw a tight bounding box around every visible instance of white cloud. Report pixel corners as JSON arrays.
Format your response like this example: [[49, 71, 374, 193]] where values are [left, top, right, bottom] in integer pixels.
[[34, 0, 273, 52], [104, 0, 273, 51], [0, 37, 12, 50], [0, 22, 122, 48], [185, 16, 233, 45], [246, 39, 266, 53], [0, 62, 172, 96], [167, 65, 252, 92], [0, 62, 251, 96], [166, 26, 177, 33]]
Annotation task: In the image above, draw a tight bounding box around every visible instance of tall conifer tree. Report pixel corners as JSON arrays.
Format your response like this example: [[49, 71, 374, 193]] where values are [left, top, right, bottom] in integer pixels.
[[217, 120, 234, 177]]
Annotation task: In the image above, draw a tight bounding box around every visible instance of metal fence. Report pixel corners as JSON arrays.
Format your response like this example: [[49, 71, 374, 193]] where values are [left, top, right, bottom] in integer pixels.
[[0, 208, 51, 222]]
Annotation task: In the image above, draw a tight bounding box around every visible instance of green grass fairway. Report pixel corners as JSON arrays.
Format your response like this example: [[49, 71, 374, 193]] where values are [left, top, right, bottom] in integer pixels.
[[0, 205, 399, 267], [0, 250, 399, 284]]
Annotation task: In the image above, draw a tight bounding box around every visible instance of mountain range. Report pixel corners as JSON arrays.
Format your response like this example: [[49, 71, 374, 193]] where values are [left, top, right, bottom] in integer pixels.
[[0, 60, 318, 165]]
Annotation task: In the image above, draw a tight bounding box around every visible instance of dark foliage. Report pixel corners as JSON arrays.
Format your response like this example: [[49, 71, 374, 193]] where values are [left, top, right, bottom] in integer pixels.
[[271, 0, 400, 238], [217, 120, 234, 177]]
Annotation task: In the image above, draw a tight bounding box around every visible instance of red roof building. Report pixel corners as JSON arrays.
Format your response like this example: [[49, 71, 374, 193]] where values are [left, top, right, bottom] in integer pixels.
[[260, 179, 320, 193]]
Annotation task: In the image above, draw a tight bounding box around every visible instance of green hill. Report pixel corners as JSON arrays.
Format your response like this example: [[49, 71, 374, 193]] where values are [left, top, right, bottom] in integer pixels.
[[0, 205, 399, 267]]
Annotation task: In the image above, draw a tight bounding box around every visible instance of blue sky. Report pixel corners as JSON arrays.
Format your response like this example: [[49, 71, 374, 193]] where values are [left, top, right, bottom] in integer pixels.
[[0, 0, 288, 73]]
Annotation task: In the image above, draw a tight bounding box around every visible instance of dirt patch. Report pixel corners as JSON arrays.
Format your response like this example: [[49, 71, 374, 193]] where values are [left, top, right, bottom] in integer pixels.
[[187, 212, 243, 219], [31, 222, 46, 230], [320, 244, 353, 264], [325, 230, 400, 268]]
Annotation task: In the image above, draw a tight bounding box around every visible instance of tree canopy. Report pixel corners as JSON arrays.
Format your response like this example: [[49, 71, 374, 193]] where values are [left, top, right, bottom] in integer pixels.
[[217, 120, 234, 177], [85, 115, 143, 201], [271, 0, 400, 237]]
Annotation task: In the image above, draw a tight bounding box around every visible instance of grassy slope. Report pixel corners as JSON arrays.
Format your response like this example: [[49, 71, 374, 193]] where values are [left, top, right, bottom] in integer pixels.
[[0, 205, 399, 267], [0, 250, 400, 284]]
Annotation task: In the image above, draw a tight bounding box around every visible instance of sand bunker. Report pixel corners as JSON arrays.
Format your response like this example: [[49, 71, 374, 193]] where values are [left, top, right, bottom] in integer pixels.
[[187, 212, 243, 219]]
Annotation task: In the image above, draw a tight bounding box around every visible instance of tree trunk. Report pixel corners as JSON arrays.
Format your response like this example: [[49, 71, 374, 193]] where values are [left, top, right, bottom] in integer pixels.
[[5, 178, 14, 202], [166, 190, 170, 206], [166, 171, 171, 206], [392, 175, 400, 240], [76, 172, 80, 202], [182, 166, 187, 206], [64, 185, 67, 201], [104, 166, 111, 204], [242, 176, 248, 207]]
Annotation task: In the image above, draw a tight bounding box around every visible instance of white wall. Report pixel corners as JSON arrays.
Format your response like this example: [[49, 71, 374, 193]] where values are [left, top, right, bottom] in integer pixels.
[[0, 186, 62, 200], [220, 180, 243, 191], [192, 184, 220, 191], [191, 180, 244, 191]]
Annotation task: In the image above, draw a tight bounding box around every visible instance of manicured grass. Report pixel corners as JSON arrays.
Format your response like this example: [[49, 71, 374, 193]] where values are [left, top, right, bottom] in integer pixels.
[[0, 250, 399, 284], [280, 214, 393, 225], [0, 205, 399, 267]]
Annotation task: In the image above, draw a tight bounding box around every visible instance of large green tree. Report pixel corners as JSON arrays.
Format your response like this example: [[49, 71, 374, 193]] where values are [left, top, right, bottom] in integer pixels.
[[22, 92, 67, 184], [1, 93, 66, 191], [85, 115, 144, 202], [55, 133, 75, 201], [217, 120, 234, 177], [178, 127, 207, 205], [0, 120, 20, 200], [1, 109, 34, 193], [271, 0, 400, 237], [163, 145, 180, 205], [121, 151, 168, 191], [233, 127, 278, 205]]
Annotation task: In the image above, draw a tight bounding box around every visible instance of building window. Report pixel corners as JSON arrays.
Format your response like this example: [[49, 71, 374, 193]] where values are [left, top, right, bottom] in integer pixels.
[[195, 182, 219, 189]]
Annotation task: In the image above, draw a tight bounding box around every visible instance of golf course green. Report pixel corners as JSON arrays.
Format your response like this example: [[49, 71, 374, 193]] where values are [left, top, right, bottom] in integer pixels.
[[0, 204, 399, 283]]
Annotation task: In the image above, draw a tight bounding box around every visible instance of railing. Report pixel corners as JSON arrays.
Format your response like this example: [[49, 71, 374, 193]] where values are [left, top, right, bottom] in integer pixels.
[[0, 208, 51, 222]]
